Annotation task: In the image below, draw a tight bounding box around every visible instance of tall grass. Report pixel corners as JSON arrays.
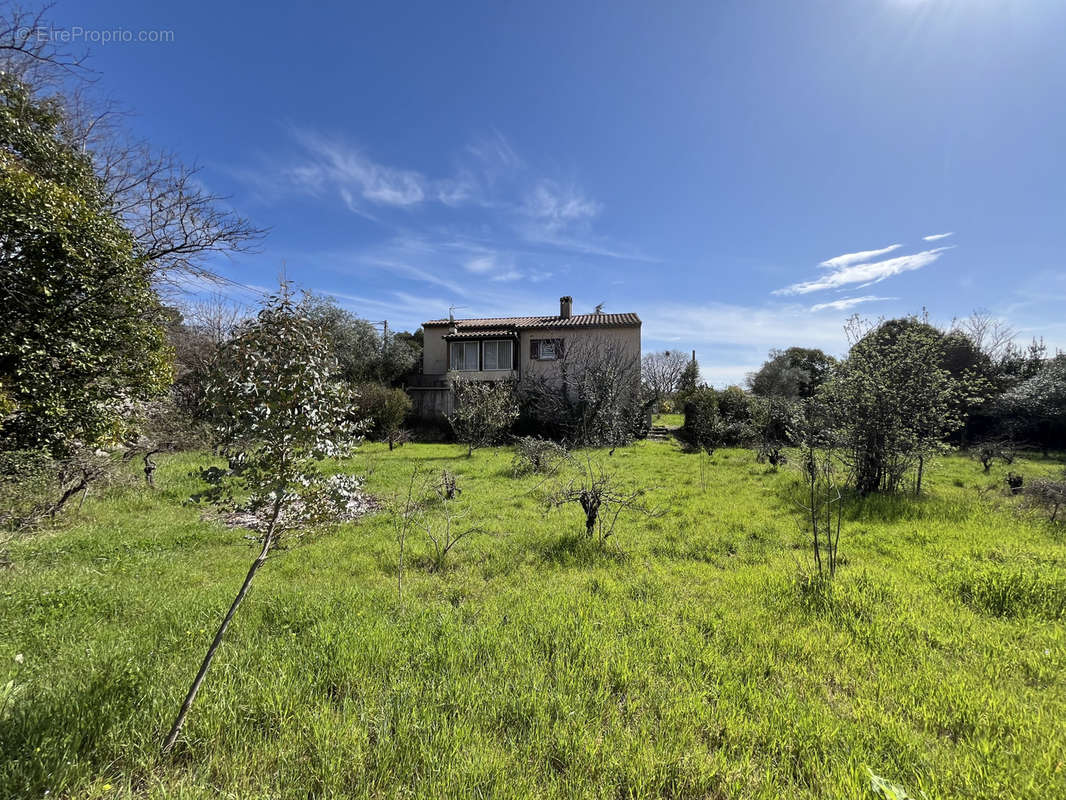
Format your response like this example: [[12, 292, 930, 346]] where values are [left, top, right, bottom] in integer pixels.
[[1, 444, 1064, 798]]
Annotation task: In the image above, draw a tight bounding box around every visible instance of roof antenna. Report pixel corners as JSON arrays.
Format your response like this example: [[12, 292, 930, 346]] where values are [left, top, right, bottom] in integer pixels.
[[594, 302, 605, 314], [448, 304, 465, 333]]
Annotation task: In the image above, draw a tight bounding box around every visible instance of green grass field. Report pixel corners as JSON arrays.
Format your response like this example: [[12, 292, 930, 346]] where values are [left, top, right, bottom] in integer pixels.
[[2, 441, 1064, 799], [652, 413, 685, 429]]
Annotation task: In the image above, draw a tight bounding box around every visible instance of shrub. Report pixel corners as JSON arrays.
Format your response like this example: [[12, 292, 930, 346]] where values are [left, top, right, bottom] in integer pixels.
[[517, 337, 649, 448], [827, 317, 962, 495], [449, 378, 519, 456], [751, 396, 796, 470], [355, 383, 412, 449], [1006, 472, 1024, 495], [512, 436, 568, 477], [1024, 474, 1066, 523], [679, 389, 722, 453], [679, 388, 752, 453], [971, 439, 1016, 473], [546, 456, 651, 543]]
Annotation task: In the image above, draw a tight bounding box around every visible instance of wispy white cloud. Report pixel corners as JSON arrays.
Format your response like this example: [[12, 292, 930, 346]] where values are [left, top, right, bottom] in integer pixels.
[[521, 180, 602, 233], [466, 128, 523, 174], [819, 244, 902, 270], [775, 247, 952, 295], [491, 269, 523, 282], [810, 295, 895, 313], [923, 231, 954, 241], [288, 131, 427, 209], [234, 127, 656, 265], [464, 255, 497, 274]]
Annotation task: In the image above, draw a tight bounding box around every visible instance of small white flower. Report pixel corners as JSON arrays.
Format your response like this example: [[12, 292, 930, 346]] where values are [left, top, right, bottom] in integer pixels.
[[13, 653, 23, 665]]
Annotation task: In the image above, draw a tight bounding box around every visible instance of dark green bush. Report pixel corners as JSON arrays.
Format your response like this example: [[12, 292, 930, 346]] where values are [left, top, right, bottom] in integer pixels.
[[354, 383, 412, 448], [679, 388, 753, 452]]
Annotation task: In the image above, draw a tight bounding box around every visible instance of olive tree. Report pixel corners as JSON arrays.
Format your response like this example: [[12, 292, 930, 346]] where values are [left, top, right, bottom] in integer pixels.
[[162, 285, 362, 753], [748, 347, 836, 400], [448, 377, 519, 456]]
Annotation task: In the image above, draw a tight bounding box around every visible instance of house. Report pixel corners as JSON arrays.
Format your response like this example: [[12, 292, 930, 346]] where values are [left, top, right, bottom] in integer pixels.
[[408, 296, 641, 418]]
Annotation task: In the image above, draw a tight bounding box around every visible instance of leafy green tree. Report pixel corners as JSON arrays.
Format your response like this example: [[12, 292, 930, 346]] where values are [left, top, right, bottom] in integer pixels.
[[716, 385, 753, 425], [998, 355, 1066, 452], [0, 74, 170, 456], [827, 317, 961, 494], [162, 285, 362, 753], [305, 295, 420, 384], [748, 347, 836, 400]]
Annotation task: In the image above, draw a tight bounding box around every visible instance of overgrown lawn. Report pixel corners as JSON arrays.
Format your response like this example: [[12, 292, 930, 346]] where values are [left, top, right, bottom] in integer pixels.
[[1, 443, 1064, 798]]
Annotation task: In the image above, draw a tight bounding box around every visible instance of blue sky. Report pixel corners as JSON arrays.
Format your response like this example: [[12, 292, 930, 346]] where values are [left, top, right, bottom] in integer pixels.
[[57, 0, 1066, 384]]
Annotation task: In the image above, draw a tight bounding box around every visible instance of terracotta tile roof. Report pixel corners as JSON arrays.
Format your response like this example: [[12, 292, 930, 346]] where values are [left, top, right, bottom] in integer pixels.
[[443, 328, 518, 340], [424, 312, 640, 330]]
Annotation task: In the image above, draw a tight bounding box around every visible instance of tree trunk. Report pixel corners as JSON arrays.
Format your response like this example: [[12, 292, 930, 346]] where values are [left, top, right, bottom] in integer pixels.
[[144, 451, 158, 487], [49, 470, 90, 517], [161, 498, 282, 754]]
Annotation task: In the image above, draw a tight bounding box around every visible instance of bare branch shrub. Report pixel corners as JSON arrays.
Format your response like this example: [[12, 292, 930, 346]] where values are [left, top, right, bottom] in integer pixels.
[[436, 469, 461, 500], [423, 471, 481, 572], [389, 467, 428, 601], [1024, 473, 1066, 523], [971, 438, 1017, 473], [122, 398, 210, 487], [519, 336, 649, 449], [0, 449, 113, 534], [511, 436, 568, 477], [389, 467, 478, 583], [789, 400, 847, 580], [546, 455, 652, 543]]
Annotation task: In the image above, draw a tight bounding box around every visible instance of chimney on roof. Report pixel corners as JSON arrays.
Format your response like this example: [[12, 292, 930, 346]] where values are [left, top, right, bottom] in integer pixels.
[[560, 296, 573, 319]]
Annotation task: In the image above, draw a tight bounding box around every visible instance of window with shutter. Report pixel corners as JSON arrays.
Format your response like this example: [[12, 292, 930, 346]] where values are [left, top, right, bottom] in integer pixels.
[[531, 338, 563, 360]]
